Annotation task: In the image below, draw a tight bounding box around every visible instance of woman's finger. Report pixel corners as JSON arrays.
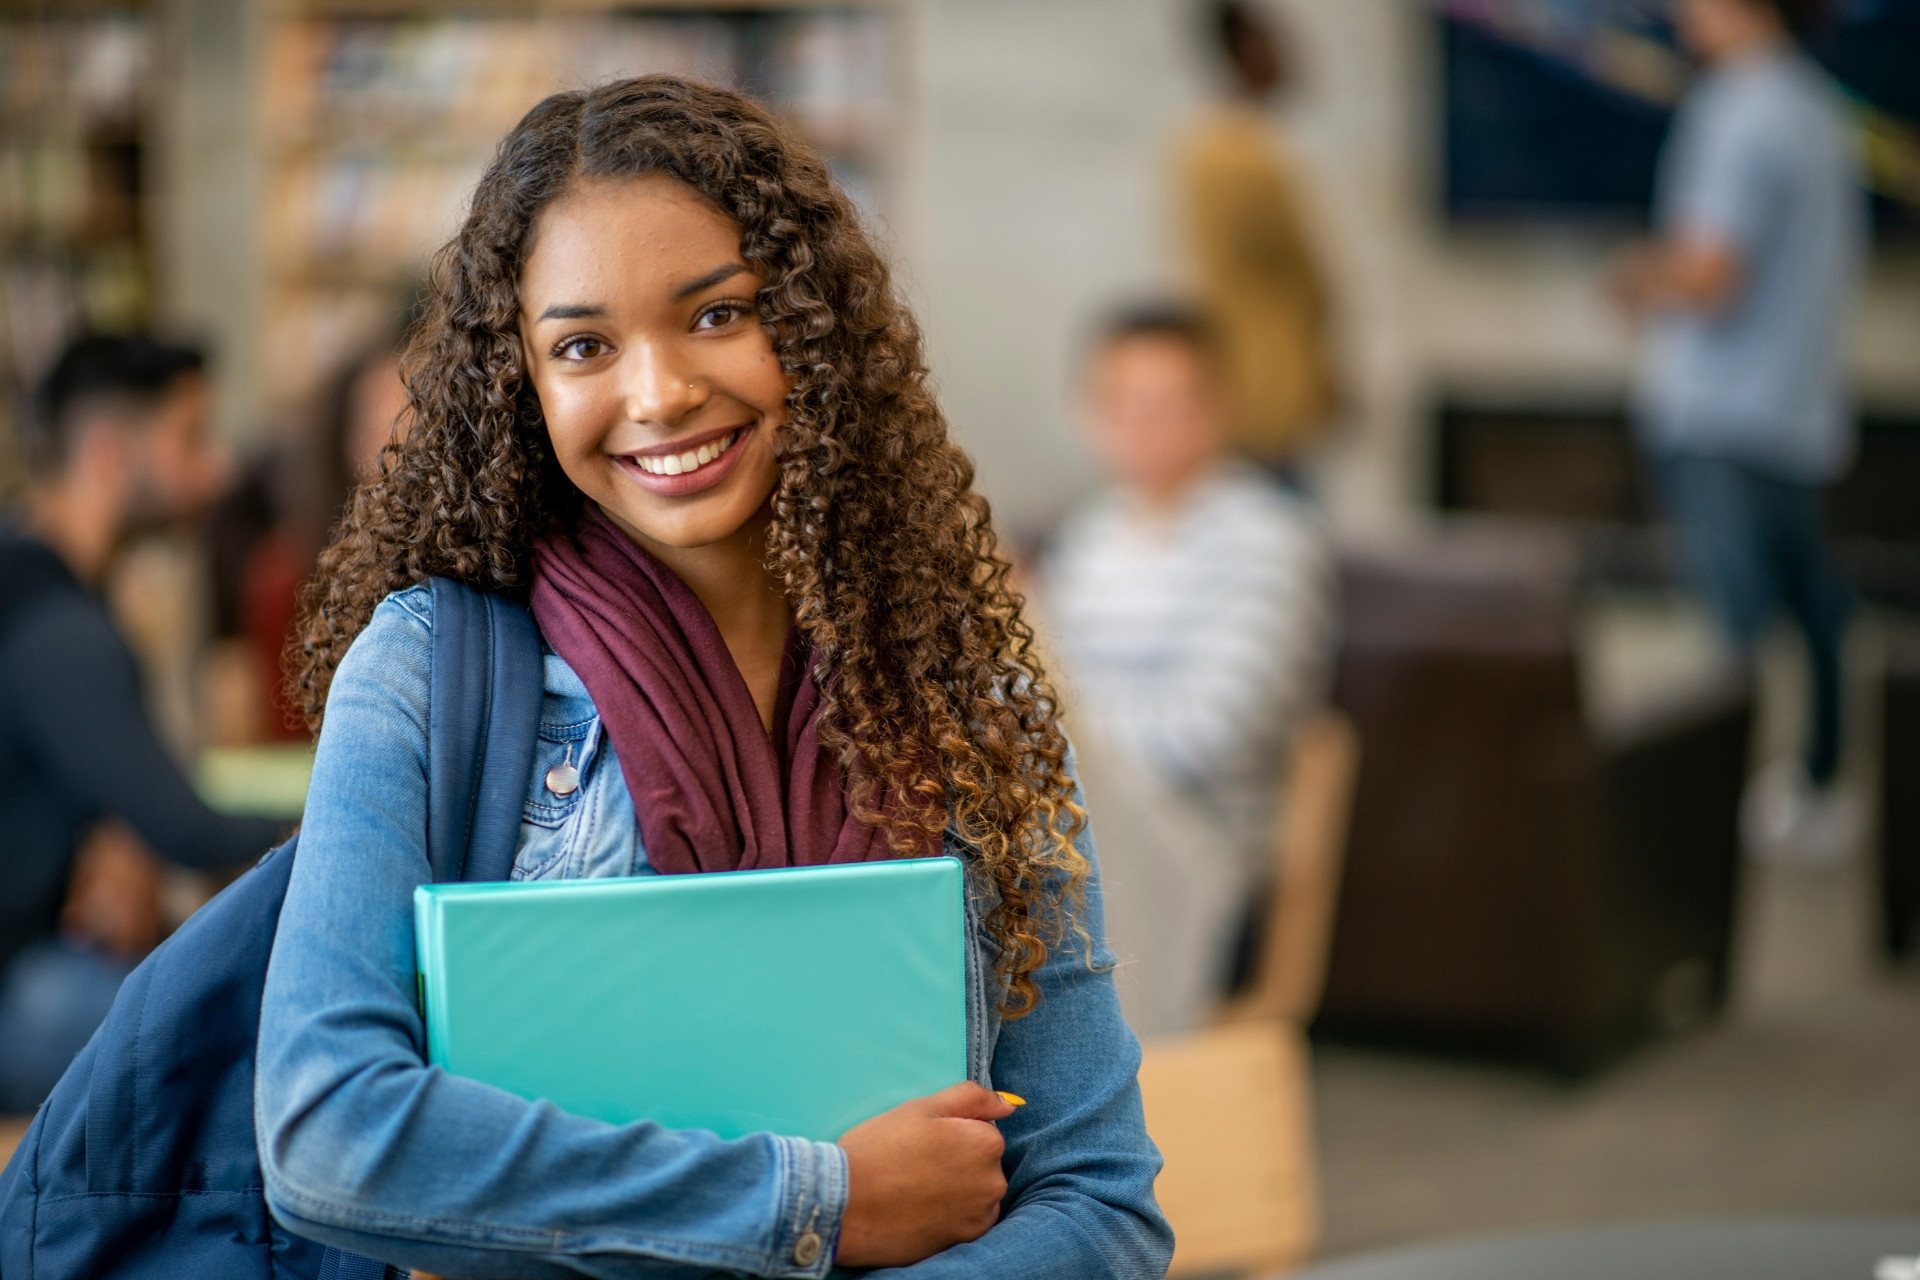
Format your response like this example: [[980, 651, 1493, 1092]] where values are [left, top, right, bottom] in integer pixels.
[[915, 1081, 1016, 1121]]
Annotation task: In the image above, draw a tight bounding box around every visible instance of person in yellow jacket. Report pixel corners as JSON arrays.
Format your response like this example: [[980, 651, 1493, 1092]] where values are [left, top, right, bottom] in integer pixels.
[[1176, 1, 1340, 466]]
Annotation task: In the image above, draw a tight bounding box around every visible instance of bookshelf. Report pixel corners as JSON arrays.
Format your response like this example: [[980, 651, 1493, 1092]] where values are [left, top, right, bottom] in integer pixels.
[[0, 3, 158, 493], [256, 0, 900, 414]]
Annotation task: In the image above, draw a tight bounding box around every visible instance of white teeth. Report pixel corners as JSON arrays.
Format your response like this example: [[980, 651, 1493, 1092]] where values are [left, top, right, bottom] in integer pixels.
[[635, 431, 736, 478]]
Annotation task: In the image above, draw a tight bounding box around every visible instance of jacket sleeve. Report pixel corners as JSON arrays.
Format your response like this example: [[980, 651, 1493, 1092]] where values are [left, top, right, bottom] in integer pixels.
[[255, 591, 846, 1280], [870, 774, 1176, 1279], [0, 591, 283, 867]]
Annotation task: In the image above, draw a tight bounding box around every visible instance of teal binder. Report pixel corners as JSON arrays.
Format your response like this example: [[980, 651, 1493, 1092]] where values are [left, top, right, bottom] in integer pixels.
[[414, 857, 966, 1143]]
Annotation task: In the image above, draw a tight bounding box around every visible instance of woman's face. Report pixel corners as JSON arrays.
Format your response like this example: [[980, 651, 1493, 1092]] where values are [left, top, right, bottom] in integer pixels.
[[519, 175, 788, 553]]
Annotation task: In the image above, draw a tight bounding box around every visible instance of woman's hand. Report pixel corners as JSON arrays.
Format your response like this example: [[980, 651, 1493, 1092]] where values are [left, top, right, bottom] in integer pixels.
[[416, 1083, 1015, 1278], [834, 1082, 1017, 1268]]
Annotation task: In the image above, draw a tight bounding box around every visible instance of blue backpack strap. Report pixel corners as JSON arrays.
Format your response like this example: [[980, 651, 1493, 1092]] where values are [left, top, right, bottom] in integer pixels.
[[310, 586, 537, 1280], [306, 584, 540, 1280], [426, 578, 544, 885]]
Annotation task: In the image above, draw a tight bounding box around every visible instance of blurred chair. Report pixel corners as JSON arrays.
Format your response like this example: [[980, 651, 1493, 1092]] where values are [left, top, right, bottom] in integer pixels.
[[1218, 711, 1360, 1027], [1317, 522, 1749, 1073], [1879, 628, 1920, 958], [1137, 709, 1359, 1276], [1, 1115, 27, 1168], [1138, 1019, 1315, 1277]]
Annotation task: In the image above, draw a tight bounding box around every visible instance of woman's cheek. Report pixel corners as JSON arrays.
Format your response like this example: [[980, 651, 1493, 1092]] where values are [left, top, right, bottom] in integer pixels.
[[539, 383, 604, 467]]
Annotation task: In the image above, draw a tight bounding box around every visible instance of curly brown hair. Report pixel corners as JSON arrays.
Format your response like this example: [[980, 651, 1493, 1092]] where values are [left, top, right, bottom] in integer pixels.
[[293, 75, 1086, 1015]]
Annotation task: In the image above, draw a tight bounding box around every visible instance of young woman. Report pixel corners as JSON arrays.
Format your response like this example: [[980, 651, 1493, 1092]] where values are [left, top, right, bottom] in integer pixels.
[[256, 76, 1172, 1278]]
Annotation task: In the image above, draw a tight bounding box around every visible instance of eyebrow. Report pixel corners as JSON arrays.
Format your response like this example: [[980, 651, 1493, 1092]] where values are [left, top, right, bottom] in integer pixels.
[[531, 263, 749, 323], [672, 262, 748, 300]]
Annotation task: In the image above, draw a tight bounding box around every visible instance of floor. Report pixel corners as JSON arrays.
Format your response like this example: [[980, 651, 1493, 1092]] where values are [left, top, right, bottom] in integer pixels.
[[1313, 873, 1920, 1257], [1310, 609, 1920, 1262]]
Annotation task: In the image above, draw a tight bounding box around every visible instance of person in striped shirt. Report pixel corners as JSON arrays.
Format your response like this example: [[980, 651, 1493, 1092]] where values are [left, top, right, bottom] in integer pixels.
[[1040, 304, 1334, 1035]]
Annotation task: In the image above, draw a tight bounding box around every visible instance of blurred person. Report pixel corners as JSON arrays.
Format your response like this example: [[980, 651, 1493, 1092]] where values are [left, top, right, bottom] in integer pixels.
[[0, 334, 284, 1110], [211, 338, 410, 740], [1042, 305, 1333, 1034], [1610, 0, 1866, 862], [262, 340, 411, 716], [1175, 0, 1340, 468]]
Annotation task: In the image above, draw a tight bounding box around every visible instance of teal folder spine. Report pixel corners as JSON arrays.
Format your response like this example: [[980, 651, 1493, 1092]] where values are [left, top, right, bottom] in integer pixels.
[[413, 890, 450, 1067]]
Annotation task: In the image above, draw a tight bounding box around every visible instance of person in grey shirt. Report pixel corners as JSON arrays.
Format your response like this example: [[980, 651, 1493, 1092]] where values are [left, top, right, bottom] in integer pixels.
[[1610, 0, 1866, 860], [1039, 305, 1334, 1033]]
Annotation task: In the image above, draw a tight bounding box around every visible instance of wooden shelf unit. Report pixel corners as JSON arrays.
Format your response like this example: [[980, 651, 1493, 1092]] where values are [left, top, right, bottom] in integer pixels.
[[255, 0, 901, 414], [289, 0, 887, 15], [0, 2, 159, 492]]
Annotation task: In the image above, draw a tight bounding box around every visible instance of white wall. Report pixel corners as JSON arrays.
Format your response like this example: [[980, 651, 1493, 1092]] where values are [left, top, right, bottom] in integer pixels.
[[903, 0, 1200, 538], [157, 0, 263, 444], [905, 0, 1920, 538]]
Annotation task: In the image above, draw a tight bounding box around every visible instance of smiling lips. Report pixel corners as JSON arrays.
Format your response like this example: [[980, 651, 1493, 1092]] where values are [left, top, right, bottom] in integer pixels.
[[614, 425, 750, 497], [629, 429, 740, 477]]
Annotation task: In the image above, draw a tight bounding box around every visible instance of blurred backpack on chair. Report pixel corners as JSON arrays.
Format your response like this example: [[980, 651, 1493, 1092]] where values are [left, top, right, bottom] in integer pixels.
[[1137, 711, 1359, 1276]]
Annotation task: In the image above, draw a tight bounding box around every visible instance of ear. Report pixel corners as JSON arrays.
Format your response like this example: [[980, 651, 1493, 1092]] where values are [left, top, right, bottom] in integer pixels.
[[69, 416, 134, 487]]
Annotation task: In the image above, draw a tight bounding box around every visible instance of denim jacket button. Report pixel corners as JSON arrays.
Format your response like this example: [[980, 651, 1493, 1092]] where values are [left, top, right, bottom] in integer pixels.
[[792, 1230, 824, 1267]]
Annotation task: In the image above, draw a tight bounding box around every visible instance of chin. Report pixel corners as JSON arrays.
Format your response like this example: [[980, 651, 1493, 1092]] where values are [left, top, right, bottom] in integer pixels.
[[633, 517, 754, 551], [601, 490, 771, 553]]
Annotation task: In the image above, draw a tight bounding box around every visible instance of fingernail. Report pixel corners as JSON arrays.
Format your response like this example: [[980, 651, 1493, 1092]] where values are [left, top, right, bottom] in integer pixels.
[[996, 1091, 1025, 1106]]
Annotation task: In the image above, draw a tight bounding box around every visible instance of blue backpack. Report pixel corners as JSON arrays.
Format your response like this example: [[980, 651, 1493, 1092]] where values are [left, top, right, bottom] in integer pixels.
[[0, 579, 543, 1280]]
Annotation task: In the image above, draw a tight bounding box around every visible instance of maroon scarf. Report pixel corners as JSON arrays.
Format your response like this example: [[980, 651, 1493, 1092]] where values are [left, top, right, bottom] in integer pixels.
[[529, 505, 917, 874]]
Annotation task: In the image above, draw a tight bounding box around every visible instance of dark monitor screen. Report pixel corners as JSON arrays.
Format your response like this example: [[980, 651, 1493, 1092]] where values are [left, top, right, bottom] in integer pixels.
[[1437, 0, 1920, 234]]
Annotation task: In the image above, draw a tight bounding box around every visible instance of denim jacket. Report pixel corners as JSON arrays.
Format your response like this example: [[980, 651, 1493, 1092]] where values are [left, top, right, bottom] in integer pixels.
[[256, 586, 1173, 1279]]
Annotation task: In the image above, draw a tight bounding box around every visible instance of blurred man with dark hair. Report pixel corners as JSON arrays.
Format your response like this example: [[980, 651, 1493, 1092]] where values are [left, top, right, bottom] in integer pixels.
[[1041, 305, 1333, 1034], [0, 334, 282, 1109], [1611, 0, 1864, 862], [1175, 0, 1340, 468]]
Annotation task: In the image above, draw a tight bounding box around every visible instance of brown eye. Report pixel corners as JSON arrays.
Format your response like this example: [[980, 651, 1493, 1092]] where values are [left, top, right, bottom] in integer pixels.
[[693, 303, 745, 331], [556, 336, 608, 361]]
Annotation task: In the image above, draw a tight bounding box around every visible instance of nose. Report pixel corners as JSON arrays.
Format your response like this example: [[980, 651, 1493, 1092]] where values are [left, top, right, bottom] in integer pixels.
[[619, 338, 707, 429]]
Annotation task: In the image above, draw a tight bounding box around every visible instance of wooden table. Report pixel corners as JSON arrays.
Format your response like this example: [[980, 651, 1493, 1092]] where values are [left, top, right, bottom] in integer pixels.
[[0, 1116, 30, 1168], [1292, 1221, 1920, 1280]]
